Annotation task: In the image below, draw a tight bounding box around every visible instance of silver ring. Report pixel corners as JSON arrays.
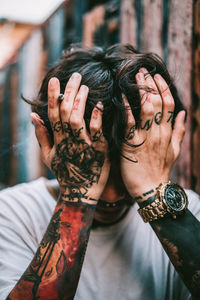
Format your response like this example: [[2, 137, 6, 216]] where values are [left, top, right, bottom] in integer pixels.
[[58, 93, 64, 103]]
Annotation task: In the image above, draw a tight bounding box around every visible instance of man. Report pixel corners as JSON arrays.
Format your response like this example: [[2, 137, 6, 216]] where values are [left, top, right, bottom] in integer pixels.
[[0, 44, 200, 300]]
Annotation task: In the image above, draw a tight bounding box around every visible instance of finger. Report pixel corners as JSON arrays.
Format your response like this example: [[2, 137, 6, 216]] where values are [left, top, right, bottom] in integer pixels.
[[31, 113, 52, 167], [154, 74, 175, 126], [122, 94, 137, 140], [139, 68, 162, 126], [69, 84, 90, 141], [171, 110, 186, 159], [60, 72, 82, 123], [90, 102, 105, 150], [48, 77, 62, 144], [136, 72, 154, 132]]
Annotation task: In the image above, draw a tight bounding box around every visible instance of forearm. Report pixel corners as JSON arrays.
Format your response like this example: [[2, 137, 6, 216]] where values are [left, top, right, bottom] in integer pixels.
[[150, 209, 200, 299], [7, 194, 96, 300]]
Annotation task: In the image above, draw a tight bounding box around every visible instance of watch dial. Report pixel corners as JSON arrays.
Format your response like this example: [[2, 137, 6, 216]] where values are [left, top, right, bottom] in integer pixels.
[[164, 184, 186, 211]]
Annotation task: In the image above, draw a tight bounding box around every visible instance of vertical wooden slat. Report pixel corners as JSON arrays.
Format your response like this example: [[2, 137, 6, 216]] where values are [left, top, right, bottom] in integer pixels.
[[9, 64, 18, 186], [141, 0, 163, 57], [82, 5, 105, 47], [167, 0, 193, 188], [17, 30, 42, 183], [193, 0, 200, 192], [120, 0, 137, 48]]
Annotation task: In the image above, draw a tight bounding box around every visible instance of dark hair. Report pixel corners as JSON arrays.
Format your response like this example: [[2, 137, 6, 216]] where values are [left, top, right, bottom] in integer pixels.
[[25, 44, 186, 160]]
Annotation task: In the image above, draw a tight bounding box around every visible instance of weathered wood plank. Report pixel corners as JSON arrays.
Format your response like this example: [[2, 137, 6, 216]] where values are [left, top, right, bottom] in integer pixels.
[[192, 0, 200, 192], [120, 0, 137, 47], [167, 0, 193, 188], [82, 5, 105, 47], [141, 0, 163, 57]]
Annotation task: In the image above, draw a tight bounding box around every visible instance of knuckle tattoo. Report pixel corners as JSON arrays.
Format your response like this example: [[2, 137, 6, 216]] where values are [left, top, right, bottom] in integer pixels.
[[92, 130, 103, 142], [141, 119, 153, 131], [154, 112, 162, 125], [126, 125, 136, 140], [52, 121, 62, 133]]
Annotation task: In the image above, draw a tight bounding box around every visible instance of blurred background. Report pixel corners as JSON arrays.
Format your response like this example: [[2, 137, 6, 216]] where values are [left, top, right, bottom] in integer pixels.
[[0, 0, 199, 192]]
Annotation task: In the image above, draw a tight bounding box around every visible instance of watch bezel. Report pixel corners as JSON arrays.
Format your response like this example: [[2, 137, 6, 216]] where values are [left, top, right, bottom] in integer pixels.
[[158, 182, 188, 216]]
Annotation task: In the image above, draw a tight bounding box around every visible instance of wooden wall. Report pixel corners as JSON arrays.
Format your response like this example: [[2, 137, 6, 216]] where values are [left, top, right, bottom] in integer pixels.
[[83, 0, 198, 190]]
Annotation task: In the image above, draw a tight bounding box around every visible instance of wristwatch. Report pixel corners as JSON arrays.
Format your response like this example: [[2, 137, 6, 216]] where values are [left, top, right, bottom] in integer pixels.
[[138, 182, 188, 223]]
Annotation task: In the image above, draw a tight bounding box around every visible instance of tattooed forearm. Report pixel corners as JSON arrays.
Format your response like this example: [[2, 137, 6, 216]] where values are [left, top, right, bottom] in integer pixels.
[[7, 195, 97, 300], [151, 210, 200, 299], [7, 123, 105, 300]]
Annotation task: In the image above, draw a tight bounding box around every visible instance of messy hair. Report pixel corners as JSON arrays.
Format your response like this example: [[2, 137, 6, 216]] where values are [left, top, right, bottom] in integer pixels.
[[25, 44, 185, 160]]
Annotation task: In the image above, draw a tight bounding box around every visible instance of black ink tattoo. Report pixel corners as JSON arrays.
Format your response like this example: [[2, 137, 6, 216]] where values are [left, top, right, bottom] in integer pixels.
[[63, 122, 72, 134], [20, 208, 62, 298], [167, 111, 174, 123], [151, 210, 200, 298], [72, 127, 84, 138], [141, 119, 153, 130], [52, 121, 62, 133], [154, 112, 162, 125], [143, 189, 155, 197], [92, 130, 103, 142], [126, 125, 136, 140], [51, 122, 105, 205], [133, 196, 142, 201]]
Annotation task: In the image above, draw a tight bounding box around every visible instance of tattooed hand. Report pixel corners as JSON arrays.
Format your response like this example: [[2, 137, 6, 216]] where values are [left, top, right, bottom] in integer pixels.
[[120, 68, 186, 203], [32, 73, 110, 204]]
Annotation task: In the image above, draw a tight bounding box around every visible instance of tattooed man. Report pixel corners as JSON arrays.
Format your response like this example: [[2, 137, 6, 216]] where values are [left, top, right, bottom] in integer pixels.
[[0, 44, 200, 300]]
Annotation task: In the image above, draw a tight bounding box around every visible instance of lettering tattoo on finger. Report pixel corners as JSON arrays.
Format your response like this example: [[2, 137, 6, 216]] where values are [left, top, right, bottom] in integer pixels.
[[141, 119, 153, 130], [63, 122, 72, 134], [167, 111, 174, 123], [92, 130, 103, 142], [154, 112, 162, 125], [72, 127, 84, 138], [126, 125, 136, 140], [52, 121, 62, 133]]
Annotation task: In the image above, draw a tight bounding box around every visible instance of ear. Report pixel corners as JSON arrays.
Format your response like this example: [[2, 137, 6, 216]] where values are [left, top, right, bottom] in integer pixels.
[[31, 113, 52, 164]]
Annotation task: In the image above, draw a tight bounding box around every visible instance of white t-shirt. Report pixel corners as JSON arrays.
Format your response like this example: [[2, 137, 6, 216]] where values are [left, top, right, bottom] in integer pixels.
[[0, 177, 198, 300]]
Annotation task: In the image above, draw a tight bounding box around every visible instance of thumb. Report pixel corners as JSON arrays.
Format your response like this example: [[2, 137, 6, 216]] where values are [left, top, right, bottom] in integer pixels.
[[171, 110, 186, 159], [31, 113, 52, 164]]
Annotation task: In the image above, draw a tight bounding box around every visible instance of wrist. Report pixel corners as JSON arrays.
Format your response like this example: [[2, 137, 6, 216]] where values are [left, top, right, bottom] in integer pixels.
[[59, 184, 105, 206], [129, 185, 158, 204]]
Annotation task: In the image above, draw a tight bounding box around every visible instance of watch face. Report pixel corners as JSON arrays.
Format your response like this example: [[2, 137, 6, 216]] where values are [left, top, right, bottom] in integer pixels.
[[164, 184, 187, 212]]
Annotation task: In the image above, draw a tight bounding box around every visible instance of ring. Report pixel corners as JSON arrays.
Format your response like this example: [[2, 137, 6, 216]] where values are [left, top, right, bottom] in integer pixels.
[[58, 93, 64, 103]]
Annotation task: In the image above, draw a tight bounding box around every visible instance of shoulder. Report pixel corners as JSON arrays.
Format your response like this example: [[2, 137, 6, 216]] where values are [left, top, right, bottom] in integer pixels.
[[0, 177, 56, 243]]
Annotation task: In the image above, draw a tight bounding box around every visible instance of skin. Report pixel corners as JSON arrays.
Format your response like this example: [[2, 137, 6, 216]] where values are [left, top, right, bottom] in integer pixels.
[[6, 68, 200, 299]]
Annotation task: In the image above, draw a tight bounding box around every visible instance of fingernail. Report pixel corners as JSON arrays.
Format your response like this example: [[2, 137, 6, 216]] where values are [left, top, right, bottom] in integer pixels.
[[49, 77, 58, 88], [96, 101, 103, 109], [71, 72, 81, 80], [136, 72, 145, 82], [80, 85, 89, 92], [30, 113, 44, 126], [139, 67, 148, 73]]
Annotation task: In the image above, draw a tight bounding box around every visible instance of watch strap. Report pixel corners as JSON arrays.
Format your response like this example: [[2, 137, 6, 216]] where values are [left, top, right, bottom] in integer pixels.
[[138, 197, 168, 223]]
